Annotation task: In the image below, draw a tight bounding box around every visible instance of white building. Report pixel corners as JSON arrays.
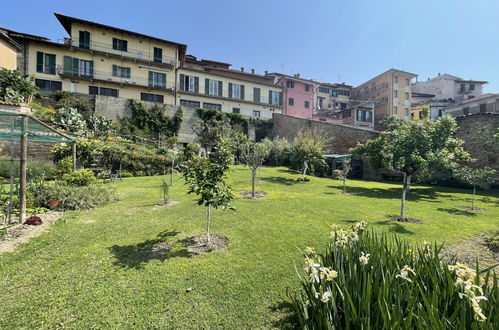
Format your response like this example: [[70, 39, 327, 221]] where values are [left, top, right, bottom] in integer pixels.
[[412, 73, 487, 103]]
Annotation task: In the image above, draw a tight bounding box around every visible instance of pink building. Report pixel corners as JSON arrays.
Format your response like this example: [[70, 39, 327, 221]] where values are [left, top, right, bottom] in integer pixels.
[[268, 73, 318, 119]]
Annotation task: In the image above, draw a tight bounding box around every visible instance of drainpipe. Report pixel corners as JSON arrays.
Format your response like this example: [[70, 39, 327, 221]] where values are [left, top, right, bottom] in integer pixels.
[[174, 46, 179, 106]]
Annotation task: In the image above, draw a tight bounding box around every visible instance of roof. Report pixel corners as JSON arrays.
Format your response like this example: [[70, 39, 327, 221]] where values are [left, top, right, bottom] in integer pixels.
[[54, 13, 187, 63], [447, 93, 499, 108], [268, 72, 319, 85], [411, 92, 435, 98], [353, 68, 418, 88], [316, 82, 352, 89], [0, 32, 21, 49], [0, 26, 49, 41], [417, 73, 488, 84]]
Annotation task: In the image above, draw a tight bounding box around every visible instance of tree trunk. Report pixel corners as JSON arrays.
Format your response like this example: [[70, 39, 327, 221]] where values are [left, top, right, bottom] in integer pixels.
[[170, 159, 174, 186], [400, 173, 411, 221], [471, 185, 476, 210], [206, 205, 211, 245], [251, 168, 256, 197], [343, 176, 346, 193]]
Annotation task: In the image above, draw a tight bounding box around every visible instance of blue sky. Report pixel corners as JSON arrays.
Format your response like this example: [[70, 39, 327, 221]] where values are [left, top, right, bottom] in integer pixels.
[[2, 0, 498, 91]]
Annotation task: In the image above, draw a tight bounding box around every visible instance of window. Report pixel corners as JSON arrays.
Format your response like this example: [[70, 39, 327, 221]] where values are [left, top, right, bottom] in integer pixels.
[[286, 81, 294, 88], [438, 109, 444, 117], [405, 92, 409, 100], [229, 83, 244, 100], [89, 86, 118, 97], [112, 38, 128, 52], [269, 91, 281, 105], [479, 104, 486, 114], [404, 108, 409, 116], [232, 108, 240, 114], [304, 101, 310, 108], [405, 78, 410, 86], [180, 99, 200, 108], [343, 110, 351, 118], [253, 87, 261, 103], [202, 102, 222, 110], [305, 84, 310, 92], [141, 93, 164, 103], [79, 60, 93, 77], [180, 74, 198, 93], [470, 84, 475, 91], [79, 31, 90, 49], [205, 79, 221, 96], [394, 90, 398, 98], [288, 98, 294, 106], [318, 97, 324, 108], [153, 47, 162, 63], [34, 79, 62, 91], [460, 84, 465, 92], [36, 52, 56, 74], [319, 87, 330, 93], [394, 75, 398, 84], [463, 107, 469, 115], [393, 106, 398, 114], [63, 56, 93, 78], [149, 71, 166, 88], [253, 110, 261, 118], [112, 65, 131, 78], [332, 90, 337, 97]]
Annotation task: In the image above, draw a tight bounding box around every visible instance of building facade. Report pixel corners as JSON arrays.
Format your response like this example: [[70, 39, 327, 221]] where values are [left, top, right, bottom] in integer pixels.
[[268, 73, 318, 120], [0, 30, 21, 69], [7, 13, 186, 105], [412, 73, 487, 103], [315, 82, 351, 113], [351, 69, 417, 126], [445, 93, 499, 117], [176, 55, 282, 119]]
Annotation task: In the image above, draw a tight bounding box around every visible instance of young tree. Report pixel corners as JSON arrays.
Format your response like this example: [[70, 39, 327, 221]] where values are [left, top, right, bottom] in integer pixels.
[[455, 166, 496, 210], [182, 139, 234, 245], [353, 116, 470, 221], [167, 146, 180, 186], [241, 141, 271, 197], [265, 136, 290, 166], [339, 160, 352, 194], [0, 68, 38, 103], [192, 115, 233, 152]]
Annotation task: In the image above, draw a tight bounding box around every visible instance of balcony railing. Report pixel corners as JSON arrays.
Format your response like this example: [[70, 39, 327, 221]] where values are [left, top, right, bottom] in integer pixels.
[[56, 65, 172, 92], [66, 38, 177, 67]]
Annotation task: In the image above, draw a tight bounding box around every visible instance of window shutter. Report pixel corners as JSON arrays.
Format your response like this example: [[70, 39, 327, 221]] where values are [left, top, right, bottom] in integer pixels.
[[268, 91, 272, 105], [228, 83, 233, 98], [36, 52, 44, 73], [123, 40, 128, 52], [179, 74, 185, 91], [253, 87, 260, 103], [218, 81, 223, 97], [63, 56, 72, 76], [161, 73, 166, 88], [47, 54, 56, 74], [89, 61, 94, 78], [71, 57, 79, 76], [205, 78, 209, 95], [148, 71, 153, 87], [126, 67, 131, 79], [194, 76, 199, 93], [112, 65, 117, 77], [279, 92, 283, 106], [240, 85, 244, 100]]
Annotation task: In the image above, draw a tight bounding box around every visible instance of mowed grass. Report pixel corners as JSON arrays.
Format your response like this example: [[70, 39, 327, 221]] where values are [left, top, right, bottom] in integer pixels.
[[0, 166, 498, 328]]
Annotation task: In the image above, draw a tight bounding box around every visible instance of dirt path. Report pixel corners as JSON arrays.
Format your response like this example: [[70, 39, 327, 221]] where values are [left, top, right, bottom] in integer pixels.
[[0, 212, 63, 255]]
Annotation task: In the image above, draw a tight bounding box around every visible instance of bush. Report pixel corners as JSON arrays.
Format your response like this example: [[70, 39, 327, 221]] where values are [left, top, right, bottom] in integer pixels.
[[30, 102, 56, 121], [292, 222, 498, 328], [290, 129, 330, 177], [0, 157, 55, 181], [31, 182, 115, 211], [61, 169, 96, 186], [56, 156, 73, 176]]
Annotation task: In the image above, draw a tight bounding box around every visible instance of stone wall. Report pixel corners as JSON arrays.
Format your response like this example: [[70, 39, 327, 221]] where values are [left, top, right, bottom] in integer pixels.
[[455, 113, 499, 181]]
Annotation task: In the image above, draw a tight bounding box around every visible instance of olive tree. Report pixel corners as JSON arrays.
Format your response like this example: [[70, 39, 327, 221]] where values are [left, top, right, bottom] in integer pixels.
[[241, 141, 271, 197], [167, 146, 180, 186], [455, 166, 496, 210], [290, 128, 329, 179], [182, 139, 234, 245], [339, 160, 352, 194], [353, 116, 470, 221]]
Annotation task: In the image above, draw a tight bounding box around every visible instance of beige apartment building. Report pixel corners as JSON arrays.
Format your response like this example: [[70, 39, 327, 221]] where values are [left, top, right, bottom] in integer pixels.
[[7, 13, 186, 105], [315, 82, 351, 113], [177, 55, 283, 119], [351, 69, 417, 126], [0, 31, 20, 69]]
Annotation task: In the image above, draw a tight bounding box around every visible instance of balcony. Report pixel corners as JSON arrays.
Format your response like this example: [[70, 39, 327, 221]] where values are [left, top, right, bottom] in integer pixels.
[[65, 38, 177, 68], [56, 65, 173, 92]]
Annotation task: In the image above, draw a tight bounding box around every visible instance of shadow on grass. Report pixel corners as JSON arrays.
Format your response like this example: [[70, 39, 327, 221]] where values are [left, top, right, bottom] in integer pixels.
[[326, 185, 452, 203], [376, 220, 415, 235], [109, 230, 193, 269], [261, 176, 300, 186], [269, 300, 299, 329], [437, 207, 478, 217]]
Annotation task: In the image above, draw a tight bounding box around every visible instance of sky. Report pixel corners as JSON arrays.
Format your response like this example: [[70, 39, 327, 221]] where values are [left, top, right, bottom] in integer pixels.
[[2, 0, 499, 92]]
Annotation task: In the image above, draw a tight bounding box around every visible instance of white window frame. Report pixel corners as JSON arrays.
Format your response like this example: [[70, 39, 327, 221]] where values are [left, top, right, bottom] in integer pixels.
[[232, 84, 242, 99], [209, 80, 218, 96], [270, 91, 280, 105], [253, 110, 261, 118]]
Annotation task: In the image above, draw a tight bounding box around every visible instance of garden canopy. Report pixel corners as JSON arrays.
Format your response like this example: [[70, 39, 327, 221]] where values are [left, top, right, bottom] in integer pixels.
[[0, 111, 75, 143]]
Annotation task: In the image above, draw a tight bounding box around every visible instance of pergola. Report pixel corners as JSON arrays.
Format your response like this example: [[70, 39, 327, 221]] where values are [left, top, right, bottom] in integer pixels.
[[0, 111, 76, 225]]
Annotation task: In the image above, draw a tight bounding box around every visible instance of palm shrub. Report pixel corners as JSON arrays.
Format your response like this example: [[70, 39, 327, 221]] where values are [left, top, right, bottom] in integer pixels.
[[292, 223, 498, 328]]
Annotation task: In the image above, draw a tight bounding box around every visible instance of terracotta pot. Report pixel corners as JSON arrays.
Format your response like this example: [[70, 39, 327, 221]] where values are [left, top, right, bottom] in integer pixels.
[[49, 199, 62, 210]]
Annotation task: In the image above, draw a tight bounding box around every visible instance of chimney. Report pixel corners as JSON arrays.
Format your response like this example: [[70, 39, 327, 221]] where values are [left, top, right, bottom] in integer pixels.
[[264, 70, 268, 75], [294, 73, 300, 78], [438, 72, 440, 76], [251, 68, 255, 74], [240, 67, 244, 72]]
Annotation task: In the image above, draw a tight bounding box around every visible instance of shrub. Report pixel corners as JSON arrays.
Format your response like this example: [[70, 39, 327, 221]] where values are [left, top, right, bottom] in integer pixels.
[[55, 107, 87, 134], [0, 157, 55, 180], [292, 222, 498, 328], [30, 102, 56, 121], [290, 129, 330, 177], [56, 157, 73, 176], [31, 182, 115, 211], [61, 169, 96, 186]]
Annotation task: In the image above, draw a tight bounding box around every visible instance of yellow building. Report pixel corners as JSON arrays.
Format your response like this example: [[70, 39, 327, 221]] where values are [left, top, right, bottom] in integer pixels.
[[9, 13, 186, 104], [0, 30, 21, 69], [177, 55, 282, 119], [351, 69, 417, 126]]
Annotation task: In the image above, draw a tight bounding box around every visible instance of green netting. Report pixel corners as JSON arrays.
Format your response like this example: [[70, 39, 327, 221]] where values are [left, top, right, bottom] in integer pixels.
[[0, 111, 75, 143]]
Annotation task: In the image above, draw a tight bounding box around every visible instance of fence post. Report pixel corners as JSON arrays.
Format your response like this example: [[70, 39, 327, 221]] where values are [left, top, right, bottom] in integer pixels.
[[19, 115, 28, 223]]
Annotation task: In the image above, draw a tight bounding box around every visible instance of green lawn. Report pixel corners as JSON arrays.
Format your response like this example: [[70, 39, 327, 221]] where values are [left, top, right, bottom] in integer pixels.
[[0, 166, 498, 328]]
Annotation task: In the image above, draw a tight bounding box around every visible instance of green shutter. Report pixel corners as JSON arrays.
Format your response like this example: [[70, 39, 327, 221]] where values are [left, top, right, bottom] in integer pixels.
[[254, 88, 260, 103], [36, 51, 44, 73], [126, 67, 131, 79], [218, 81, 223, 97], [71, 57, 79, 76], [148, 71, 153, 87], [63, 56, 72, 76], [161, 73, 166, 88], [240, 85, 244, 100], [112, 65, 117, 77], [89, 61, 94, 78], [279, 92, 283, 106], [228, 83, 233, 98], [269, 91, 272, 105], [112, 38, 117, 50], [179, 74, 185, 91], [205, 78, 210, 95], [194, 77, 199, 93], [122, 40, 128, 52]]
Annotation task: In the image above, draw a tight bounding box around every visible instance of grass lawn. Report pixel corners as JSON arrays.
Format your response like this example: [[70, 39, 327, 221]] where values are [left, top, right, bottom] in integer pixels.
[[0, 165, 498, 328]]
